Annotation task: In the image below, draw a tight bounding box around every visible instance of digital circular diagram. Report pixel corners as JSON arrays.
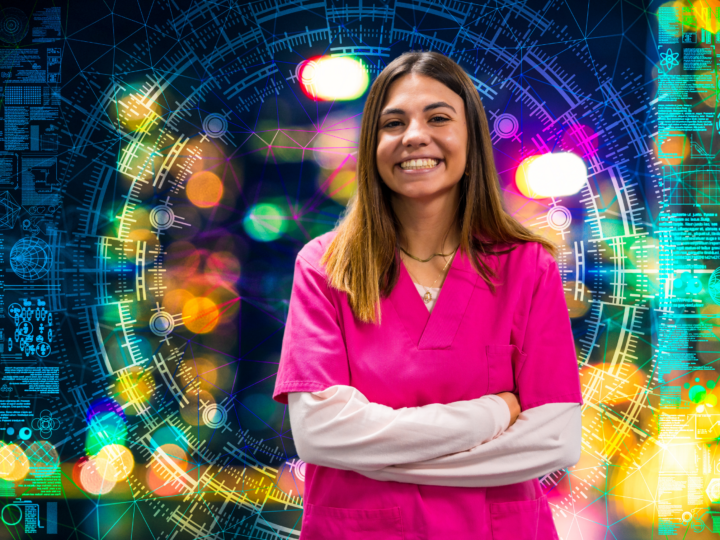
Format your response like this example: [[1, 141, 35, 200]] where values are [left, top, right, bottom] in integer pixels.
[[0, 0, 668, 538], [9, 236, 53, 280], [0, 7, 28, 44]]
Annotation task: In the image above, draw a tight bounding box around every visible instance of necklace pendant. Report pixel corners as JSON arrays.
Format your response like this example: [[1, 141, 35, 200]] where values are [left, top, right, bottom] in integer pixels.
[[423, 291, 432, 304]]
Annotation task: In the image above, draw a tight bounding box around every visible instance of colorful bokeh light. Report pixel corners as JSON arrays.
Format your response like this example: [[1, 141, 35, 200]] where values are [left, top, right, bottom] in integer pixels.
[[299, 56, 369, 101], [183, 297, 219, 334], [243, 203, 288, 242], [187, 171, 224, 208], [319, 169, 357, 205], [516, 152, 587, 199], [96, 444, 135, 482], [80, 457, 115, 495], [0, 444, 29, 482]]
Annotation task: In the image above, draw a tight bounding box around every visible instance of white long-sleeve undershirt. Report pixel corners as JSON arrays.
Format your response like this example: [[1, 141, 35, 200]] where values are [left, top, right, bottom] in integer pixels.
[[288, 386, 581, 486]]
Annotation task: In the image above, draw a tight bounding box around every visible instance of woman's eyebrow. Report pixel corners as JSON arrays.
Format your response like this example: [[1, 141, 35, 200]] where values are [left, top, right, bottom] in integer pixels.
[[423, 101, 456, 113], [380, 102, 456, 116]]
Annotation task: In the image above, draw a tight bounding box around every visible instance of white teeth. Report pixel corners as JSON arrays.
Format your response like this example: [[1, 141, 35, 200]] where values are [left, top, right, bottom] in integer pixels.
[[400, 158, 439, 170]]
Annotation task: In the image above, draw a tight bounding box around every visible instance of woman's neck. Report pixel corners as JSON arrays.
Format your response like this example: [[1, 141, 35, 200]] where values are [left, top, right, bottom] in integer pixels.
[[391, 184, 462, 259]]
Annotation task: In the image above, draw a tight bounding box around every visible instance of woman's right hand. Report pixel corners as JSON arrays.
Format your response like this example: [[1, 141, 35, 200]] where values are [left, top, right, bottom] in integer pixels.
[[496, 392, 521, 427]]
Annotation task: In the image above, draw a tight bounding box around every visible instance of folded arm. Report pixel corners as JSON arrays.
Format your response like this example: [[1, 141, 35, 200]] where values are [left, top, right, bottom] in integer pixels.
[[287, 384, 511, 472], [357, 401, 583, 487]]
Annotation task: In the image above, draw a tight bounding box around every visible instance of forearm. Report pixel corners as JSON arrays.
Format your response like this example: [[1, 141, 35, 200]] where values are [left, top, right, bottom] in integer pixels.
[[355, 402, 582, 487], [288, 385, 511, 472]]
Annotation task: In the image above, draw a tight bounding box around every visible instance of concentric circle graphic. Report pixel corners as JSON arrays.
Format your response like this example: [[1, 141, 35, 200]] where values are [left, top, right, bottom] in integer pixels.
[[149, 311, 175, 336], [202, 113, 228, 138], [202, 403, 227, 428], [0, 8, 28, 44], [546, 206, 572, 231], [10, 237, 52, 280], [149, 205, 175, 230], [493, 113, 519, 139]]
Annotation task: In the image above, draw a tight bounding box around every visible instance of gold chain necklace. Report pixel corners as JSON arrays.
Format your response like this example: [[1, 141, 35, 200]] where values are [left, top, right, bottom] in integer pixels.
[[402, 249, 456, 305], [399, 243, 459, 263]]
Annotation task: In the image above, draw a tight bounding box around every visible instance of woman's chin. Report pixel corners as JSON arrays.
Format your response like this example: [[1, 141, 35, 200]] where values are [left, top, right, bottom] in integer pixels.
[[390, 184, 460, 202]]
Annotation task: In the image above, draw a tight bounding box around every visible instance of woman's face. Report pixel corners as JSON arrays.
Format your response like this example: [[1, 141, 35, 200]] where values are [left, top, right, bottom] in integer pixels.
[[376, 73, 468, 201]]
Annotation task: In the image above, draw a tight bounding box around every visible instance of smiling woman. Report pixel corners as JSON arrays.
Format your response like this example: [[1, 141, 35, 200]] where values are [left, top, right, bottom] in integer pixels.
[[274, 51, 584, 540]]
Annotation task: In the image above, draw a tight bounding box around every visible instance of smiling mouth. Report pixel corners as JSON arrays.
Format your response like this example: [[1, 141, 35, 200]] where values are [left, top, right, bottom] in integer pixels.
[[399, 158, 441, 170]]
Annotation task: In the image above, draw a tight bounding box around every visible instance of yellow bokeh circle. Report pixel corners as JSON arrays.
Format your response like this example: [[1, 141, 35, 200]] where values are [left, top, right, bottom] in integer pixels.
[[96, 444, 135, 482], [186, 171, 223, 208], [0, 444, 29, 482], [515, 156, 542, 199], [183, 297, 219, 333], [80, 458, 116, 495]]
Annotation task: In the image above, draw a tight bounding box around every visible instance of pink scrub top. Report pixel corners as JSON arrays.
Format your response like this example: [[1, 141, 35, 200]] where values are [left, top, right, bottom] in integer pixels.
[[273, 231, 584, 540]]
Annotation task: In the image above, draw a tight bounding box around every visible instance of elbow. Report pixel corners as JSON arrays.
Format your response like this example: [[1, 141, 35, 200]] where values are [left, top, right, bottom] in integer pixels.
[[291, 433, 383, 472], [559, 417, 583, 469], [292, 428, 317, 465], [562, 437, 582, 469], [292, 428, 335, 468], [288, 396, 324, 466], [295, 441, 339, 470], [291, 430, 345, 470], [293, 432, 347, 469], [551, 405, 583, 471], [544, 439, 580, 475], [289, 419, 327, 467]]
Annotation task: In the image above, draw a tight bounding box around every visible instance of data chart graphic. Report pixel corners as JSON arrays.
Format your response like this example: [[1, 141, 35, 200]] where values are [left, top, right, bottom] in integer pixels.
[[0, 0, 703, 538]]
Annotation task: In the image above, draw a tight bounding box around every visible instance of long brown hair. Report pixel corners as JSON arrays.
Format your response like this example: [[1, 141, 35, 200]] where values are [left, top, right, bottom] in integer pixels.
[[319, 51, 558, 324]]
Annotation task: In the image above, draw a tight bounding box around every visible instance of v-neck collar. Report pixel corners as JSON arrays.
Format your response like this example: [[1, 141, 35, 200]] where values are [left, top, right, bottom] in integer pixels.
[[389, 245, 483, 350]]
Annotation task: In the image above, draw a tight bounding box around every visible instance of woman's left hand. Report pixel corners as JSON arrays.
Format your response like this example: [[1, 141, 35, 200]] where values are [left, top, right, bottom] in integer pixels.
[[495, 391, 521, 427]]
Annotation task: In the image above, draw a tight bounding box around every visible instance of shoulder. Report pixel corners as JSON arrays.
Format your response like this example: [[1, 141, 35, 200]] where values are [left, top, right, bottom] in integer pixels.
[[296, 230, 339, 274], [490, 242, 557, 290], [494, 239, 555, 266], [526, 240, 557, 272]]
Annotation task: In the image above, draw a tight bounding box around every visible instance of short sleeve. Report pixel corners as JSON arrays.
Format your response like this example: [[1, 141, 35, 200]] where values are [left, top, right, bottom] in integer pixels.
[[272, 251, 350, 405], [515, 250, 584, 411]]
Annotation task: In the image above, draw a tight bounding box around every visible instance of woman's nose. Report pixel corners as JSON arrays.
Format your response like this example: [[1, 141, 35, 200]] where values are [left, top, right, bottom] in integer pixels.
[[402, 119, 431, 147]]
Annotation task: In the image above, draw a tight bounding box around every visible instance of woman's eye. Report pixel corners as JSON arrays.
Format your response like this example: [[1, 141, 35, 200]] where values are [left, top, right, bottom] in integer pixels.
[[381, 117, 447, 128]]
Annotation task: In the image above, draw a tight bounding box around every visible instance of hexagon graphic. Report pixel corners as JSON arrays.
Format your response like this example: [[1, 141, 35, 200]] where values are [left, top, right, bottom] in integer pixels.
[[707, 478, 720, 502]]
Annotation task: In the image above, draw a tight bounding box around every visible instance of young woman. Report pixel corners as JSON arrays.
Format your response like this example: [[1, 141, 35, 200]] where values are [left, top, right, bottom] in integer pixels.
[[273, 51, 584, 540]]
